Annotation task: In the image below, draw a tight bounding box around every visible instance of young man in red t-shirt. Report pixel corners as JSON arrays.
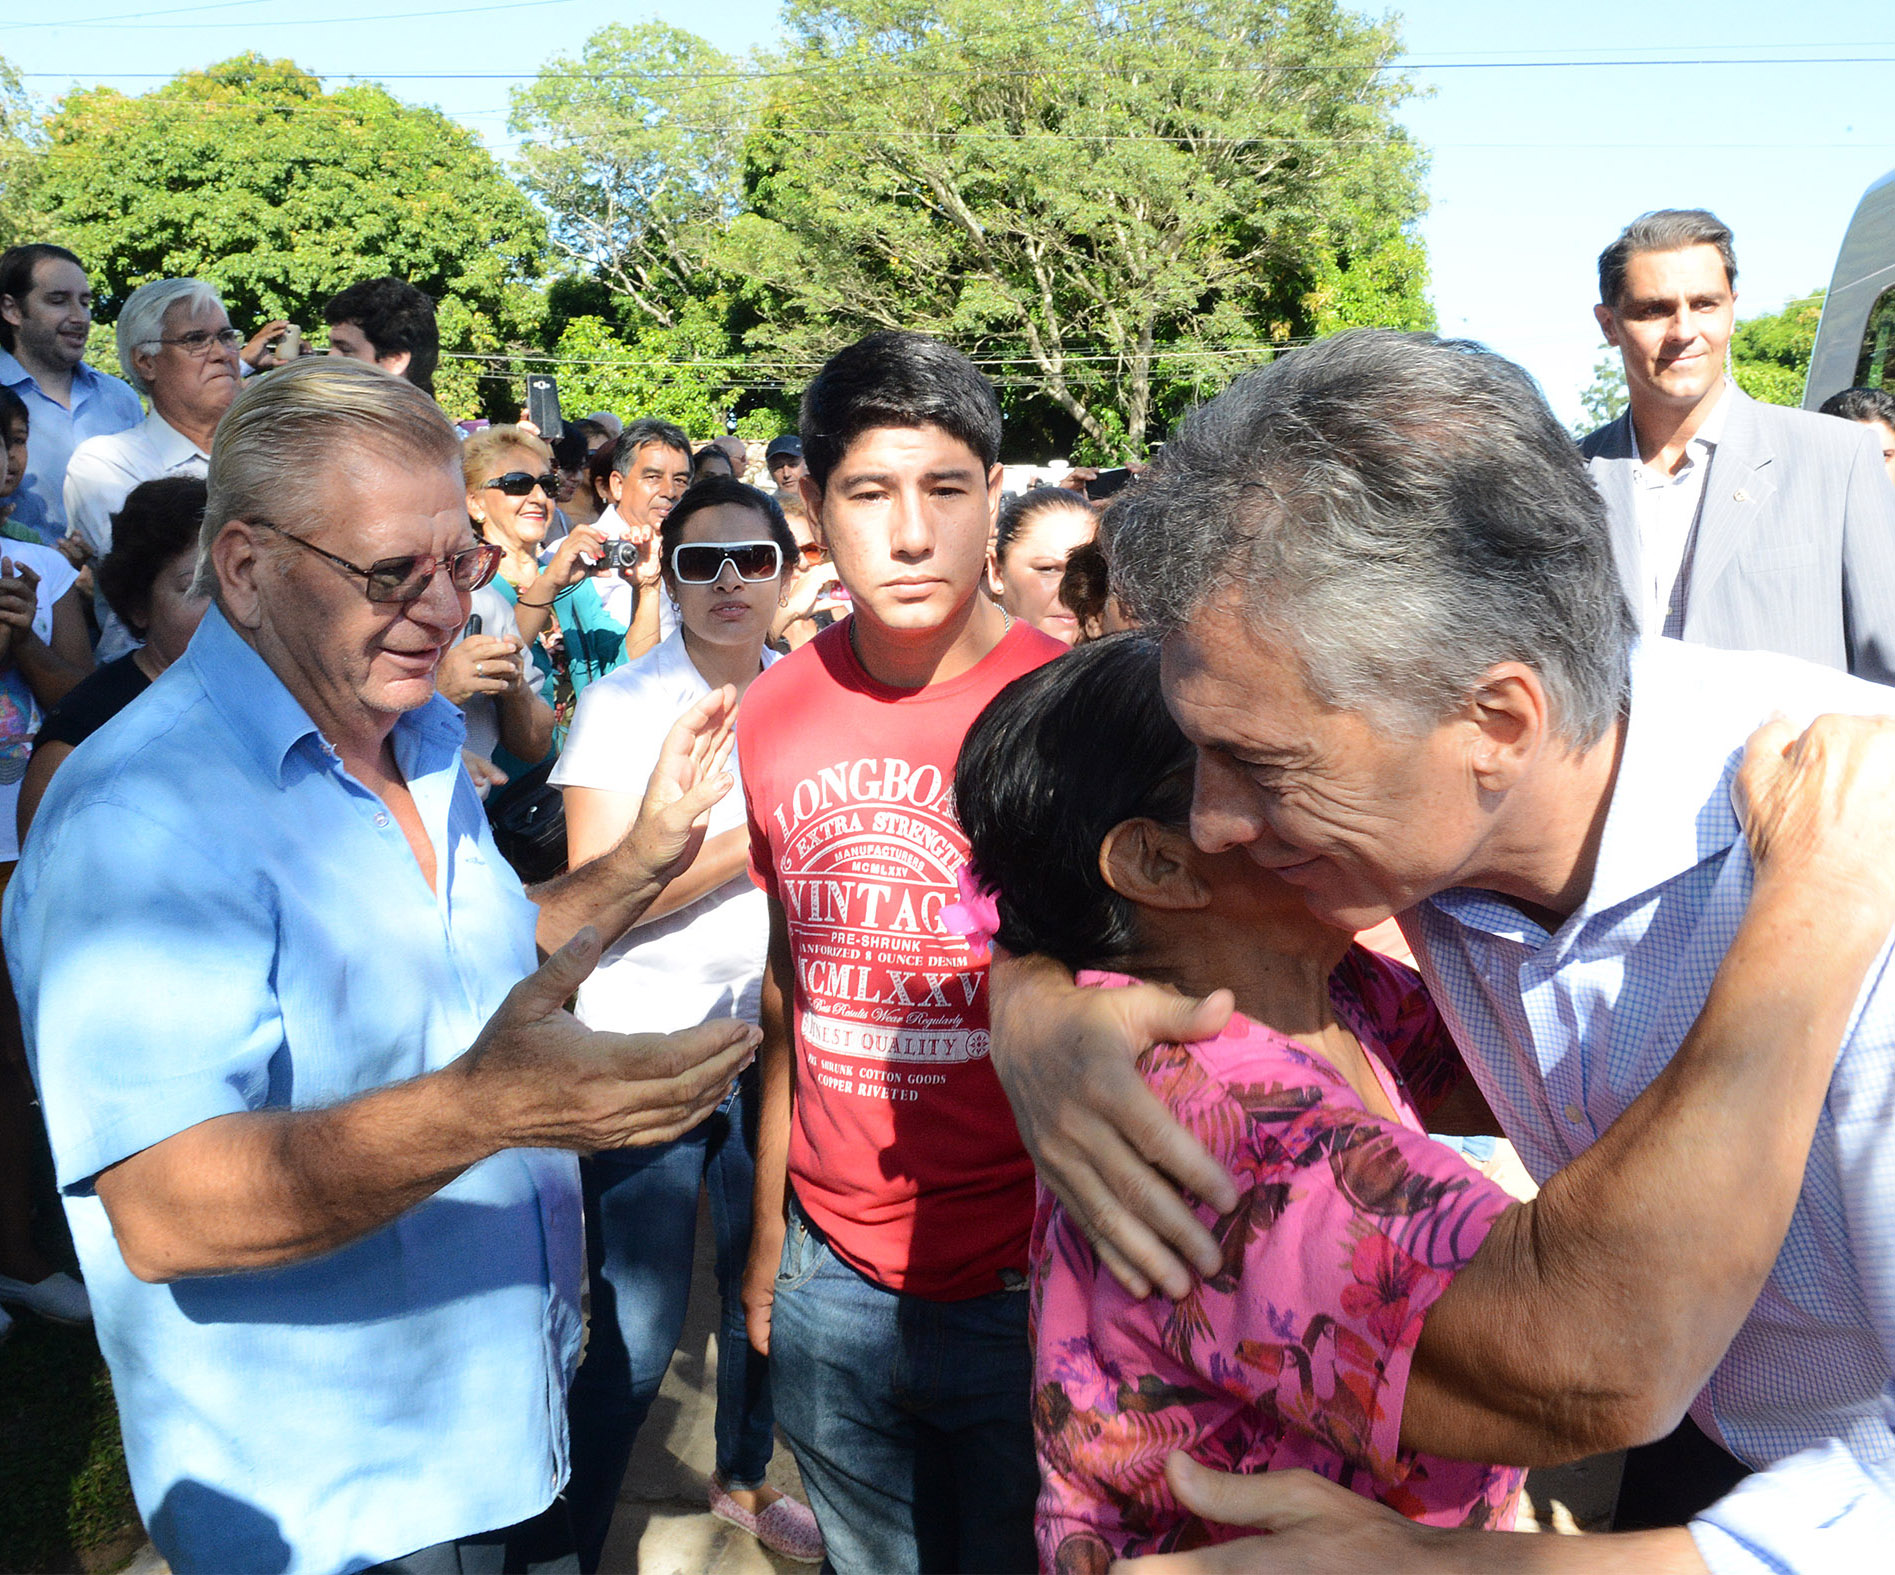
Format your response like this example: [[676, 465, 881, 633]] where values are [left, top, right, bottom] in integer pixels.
[[738, 332, 1063, 1572]]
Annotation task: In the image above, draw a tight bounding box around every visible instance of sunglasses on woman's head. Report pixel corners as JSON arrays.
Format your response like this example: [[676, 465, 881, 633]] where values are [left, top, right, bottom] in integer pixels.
[[670, 540, 783, 584], [483, 471, 558, 498]]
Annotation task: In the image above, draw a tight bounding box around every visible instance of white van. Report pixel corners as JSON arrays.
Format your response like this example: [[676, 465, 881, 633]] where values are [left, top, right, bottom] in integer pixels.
[[1805, 167, 1895, 409]]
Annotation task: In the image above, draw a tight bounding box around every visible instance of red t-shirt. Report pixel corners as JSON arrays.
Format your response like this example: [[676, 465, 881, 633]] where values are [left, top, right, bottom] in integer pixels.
[[741, 618, 1063, 1300]]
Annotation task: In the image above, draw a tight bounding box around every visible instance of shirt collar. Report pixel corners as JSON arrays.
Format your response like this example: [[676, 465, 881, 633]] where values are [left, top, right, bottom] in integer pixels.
[[184, 603, 467, 787], [1422, 639, 1740, 942], [142, 408, 210, 465], [1578, 639, 1741, 920], [0, 347, 109, 399]]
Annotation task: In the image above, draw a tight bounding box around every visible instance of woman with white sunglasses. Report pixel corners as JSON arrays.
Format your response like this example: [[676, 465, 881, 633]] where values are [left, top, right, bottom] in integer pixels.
[[552, 476, 823, 1570]]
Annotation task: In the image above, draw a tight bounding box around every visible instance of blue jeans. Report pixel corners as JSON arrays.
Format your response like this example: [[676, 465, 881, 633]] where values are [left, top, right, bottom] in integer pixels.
[[564, 1069, 773, 1572], [769, 1196, 1038, 1575]]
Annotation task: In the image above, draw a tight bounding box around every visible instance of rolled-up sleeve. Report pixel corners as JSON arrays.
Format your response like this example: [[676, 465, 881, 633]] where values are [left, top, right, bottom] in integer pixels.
[[10, 799, 284, 1192]]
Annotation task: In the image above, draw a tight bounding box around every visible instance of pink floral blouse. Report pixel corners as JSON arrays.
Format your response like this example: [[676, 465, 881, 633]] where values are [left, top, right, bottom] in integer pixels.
[[1032, 948, 1524, 1572]]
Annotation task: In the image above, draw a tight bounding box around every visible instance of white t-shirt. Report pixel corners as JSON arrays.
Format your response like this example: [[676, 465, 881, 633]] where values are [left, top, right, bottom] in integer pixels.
[[550, 629, 776, 1033], [0, 539, 79, 861]]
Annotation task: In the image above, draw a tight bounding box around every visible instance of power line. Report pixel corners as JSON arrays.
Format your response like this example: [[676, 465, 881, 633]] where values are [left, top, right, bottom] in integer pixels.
[[0, 0, 579, 29], [14, 50, 1895, 82]]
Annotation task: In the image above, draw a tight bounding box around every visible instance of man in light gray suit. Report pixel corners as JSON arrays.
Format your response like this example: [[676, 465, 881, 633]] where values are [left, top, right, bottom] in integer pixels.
[[1581, 208, 1895, 686]]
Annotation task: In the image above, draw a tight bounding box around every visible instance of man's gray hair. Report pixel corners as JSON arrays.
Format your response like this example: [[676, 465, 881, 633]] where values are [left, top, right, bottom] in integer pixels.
[[116, 278, 224, 397], [1597, 209, 1737, 310], [194, 356, 461, 596], [1105, 330, 1635, 747]]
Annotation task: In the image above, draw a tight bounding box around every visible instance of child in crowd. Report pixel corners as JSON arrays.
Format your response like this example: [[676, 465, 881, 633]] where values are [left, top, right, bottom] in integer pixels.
[[949, 633, 1525, 1570], [736, 330, 1065, 1573]]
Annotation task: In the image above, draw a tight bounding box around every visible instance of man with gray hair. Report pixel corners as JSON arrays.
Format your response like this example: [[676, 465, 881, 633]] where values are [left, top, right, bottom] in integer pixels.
[[1582, 208, 1895, 682], [63, 277, 243, 658], [990, 330, 1895, 1572], [5, 356, 758, 1572]]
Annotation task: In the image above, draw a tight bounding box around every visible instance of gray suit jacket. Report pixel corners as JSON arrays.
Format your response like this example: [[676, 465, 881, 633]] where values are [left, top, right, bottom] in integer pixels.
[[1581, 387, 1895, 685]]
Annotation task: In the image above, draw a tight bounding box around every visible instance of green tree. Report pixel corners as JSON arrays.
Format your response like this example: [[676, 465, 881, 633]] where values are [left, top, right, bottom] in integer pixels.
[[20, 55, 548, 418], [1575, 353, 1627, 437], [0, 57, 38, 250], [1729, 288, 1824, 408], [729, 0, 1432, 459], [509, 24, 751, 332], [535, 308, 782, 439]]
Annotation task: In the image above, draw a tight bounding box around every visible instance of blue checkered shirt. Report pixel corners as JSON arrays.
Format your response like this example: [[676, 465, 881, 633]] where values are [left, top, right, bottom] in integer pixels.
[[1405, 638, 1895, 1574]]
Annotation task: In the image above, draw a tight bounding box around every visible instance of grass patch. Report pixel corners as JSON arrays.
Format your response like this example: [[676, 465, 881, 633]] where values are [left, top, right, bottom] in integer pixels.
[[0, 1317, 144, 1573]]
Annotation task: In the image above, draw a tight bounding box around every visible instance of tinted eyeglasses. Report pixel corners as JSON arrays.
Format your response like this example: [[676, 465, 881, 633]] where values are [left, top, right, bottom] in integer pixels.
[[253, 520, 503, 604], [670, 540, 783, 584], [796, 540, 826, 566], [157, 327, 244, 357], [482, 471, 559, 498]]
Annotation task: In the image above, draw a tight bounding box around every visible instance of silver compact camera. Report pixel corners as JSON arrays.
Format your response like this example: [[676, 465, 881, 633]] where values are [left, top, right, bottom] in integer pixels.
[[595, 539, 642, 570]]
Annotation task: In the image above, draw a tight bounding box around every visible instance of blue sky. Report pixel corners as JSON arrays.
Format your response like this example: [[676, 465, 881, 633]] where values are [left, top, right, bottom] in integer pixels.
[[4, 1, 1892, 429]]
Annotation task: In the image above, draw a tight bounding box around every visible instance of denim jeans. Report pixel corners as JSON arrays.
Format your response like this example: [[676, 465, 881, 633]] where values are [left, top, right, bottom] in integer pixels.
[[769, 1196, 1038, 1575], [564, 1068, 773, 1572]]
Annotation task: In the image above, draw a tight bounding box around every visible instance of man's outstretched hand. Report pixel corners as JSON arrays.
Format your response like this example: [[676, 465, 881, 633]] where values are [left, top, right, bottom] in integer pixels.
[[988, 949, 1237, 1300]]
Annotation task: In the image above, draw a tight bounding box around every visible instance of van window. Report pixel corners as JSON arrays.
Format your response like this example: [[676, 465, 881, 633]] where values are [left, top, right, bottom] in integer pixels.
[[1856, 285, 1895, 391]]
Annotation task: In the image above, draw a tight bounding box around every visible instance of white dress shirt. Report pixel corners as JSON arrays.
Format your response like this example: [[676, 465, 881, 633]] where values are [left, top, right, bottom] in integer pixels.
[[63, 409, 210, 660], [1405, 637, 1895, 1574], [1627, 386, 1731, 638]]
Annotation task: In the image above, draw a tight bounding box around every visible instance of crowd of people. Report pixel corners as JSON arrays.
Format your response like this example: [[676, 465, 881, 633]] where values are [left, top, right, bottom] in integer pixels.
[[0, 203, 1892, 1575]]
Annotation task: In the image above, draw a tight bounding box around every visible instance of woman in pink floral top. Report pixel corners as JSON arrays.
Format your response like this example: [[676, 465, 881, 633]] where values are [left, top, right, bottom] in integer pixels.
[[951, 635, 1522, 1571]]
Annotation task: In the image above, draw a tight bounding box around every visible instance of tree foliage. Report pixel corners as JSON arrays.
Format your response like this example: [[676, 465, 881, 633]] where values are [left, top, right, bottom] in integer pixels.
[[725, 0, 1431, 458], [508, 24, 751, 332], [543, 307, 782, 439], [0, 57, 38, 252], [21, 56, 548, 418], [1575, 354, 1627, 437], [1729, 288, 1823, 408]]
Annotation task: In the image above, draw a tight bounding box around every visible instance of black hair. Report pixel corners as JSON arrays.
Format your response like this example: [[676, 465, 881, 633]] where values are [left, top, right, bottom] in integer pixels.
[[97, 476, 207, 639], [955, 633, 1194, 973], [0, 383, 27, 436], [658, 476, 797, 584], [551, 417, 609, 473], [0, 245, 86, 354], [1819, 386, 1895, 427], [1597, 210, 1736, 310], [694, 443, 736, 478], [610, 417, 692, 478], [322, 276, 440, 394], [799, 330, 1001, 492], [1058, 538, 1111, 628], [995, 486, 1093, 564]]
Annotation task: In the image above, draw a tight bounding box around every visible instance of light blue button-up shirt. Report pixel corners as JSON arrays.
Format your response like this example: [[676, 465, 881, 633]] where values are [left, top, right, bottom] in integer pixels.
[[1405, 637, 1895, 1574], [0, 348, 142, 537], [4, 606, 583, 1575]]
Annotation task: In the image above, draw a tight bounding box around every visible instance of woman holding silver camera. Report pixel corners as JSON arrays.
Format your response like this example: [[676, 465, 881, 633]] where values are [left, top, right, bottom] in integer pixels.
[[553, 476, 822, 1570]]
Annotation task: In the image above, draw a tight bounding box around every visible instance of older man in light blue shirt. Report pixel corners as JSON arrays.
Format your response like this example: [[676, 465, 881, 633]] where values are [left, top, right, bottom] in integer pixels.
[[5, 358, 755, 1574], [991, 330, 1895, 1574], [0, 244, 142, 539]]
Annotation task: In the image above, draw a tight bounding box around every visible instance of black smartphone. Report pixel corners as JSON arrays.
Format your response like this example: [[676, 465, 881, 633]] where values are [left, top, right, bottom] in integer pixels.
[[1085, 466, 1132, 501], [465, 613, 483, 639], [525, 375, 564, 441]]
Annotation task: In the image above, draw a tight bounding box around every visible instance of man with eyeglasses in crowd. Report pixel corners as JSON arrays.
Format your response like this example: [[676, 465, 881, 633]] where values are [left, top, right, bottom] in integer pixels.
[[0, 244, 142, 545], [63, 278, 245, 659], [4, 356, 760, 1574]]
